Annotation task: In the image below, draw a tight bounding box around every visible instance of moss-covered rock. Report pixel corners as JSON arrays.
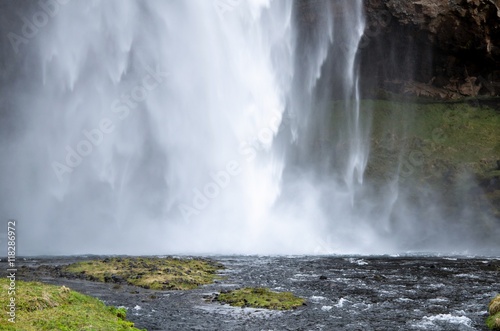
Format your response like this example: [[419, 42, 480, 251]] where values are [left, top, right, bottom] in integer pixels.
[[488, 295, 500, 330], [0, 279, 143, 331], [63, 257, 224, 290], [216, 287, 305, 310]]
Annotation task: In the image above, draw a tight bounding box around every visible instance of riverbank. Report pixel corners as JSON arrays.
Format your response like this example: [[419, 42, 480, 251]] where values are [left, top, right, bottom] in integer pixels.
[[2, 255, 498, 330]]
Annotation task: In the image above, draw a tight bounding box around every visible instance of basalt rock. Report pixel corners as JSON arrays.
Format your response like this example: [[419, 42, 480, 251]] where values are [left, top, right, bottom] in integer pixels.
[[362, 0, 500, 98], [296, 0, 500, 99], [374, 0, 500, 55]]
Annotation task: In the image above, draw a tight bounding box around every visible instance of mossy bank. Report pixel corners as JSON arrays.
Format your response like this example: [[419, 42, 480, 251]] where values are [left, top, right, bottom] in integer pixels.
[[63, 257, 224, 290], [487, 295, 500, 330], [0, 278, 143, 331]]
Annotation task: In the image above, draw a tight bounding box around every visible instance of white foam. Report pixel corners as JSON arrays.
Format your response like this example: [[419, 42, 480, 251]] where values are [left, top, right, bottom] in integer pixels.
[[455, 274, 480, 279], [310, 296, 327, 302], [348, 258, 368, 265], [428, 297, 449, 303], [429, 283, 445, 288], [414, 313, 472, 328], [396, 297, 413, 302], [335, 298, 350, 308]]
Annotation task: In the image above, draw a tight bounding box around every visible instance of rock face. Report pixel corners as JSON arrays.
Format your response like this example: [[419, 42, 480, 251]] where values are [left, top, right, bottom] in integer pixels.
[[380, 0, 499, 54], [362, 0, 500, 98]]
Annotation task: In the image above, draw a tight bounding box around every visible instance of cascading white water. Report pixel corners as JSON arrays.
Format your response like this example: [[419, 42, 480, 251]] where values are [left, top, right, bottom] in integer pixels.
[[0, 0, 280, 254], [6, 0, 496, 256], [272, 0, 381, 254], [1, 0, 374, 255]]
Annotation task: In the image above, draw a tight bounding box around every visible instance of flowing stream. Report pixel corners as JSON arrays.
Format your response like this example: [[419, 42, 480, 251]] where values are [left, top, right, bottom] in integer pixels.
[[8, 255, 500, 330]]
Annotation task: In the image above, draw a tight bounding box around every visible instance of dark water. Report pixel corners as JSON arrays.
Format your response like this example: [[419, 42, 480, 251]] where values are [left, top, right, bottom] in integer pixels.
[[3, 255, 499, 330]]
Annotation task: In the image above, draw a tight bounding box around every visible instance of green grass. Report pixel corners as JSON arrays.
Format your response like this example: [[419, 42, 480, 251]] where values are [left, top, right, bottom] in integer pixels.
[[305, 99, 499, 219], [216, 287, 305, 310], [63, 257, 224, 290], [487, 295, 500, 330], [364, 100, 500, 179], [358, 100, 500, 214], [0, 279, 143, 331]]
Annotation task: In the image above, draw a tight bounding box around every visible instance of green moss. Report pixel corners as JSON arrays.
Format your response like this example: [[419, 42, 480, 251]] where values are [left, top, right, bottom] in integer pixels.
[[358, 100, 500, 216], [487, 315, 500, 330], [364, 100, 500, 177], [321, 100, 498, 182], [64, 257, 224, 290], [488, 295, 500, 330], [216, 287, 305, 310], [0, 279, 143, 331]]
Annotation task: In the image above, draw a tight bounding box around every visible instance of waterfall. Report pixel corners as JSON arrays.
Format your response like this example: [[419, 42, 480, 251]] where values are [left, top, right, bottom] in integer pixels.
[[3, 1, 496, 256], [0, 0, 373, 255], [0, 0, 286, 254], [273, 0, 374, 254]]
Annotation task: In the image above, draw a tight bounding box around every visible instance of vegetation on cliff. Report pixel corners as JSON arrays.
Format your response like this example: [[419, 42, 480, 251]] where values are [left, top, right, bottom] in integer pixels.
[[362, 99, 500, 216]]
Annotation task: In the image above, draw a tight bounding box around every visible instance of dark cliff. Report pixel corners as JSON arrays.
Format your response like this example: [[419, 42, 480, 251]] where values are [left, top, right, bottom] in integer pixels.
[[362, 0, 500, 98], [296, 0, 500, 99]]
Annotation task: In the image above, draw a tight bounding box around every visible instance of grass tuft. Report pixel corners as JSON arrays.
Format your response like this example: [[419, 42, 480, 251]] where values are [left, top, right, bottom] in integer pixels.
[[0, 279, 143, 331], [216, 287, 305, 310], [487, 295, 500, 330]]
